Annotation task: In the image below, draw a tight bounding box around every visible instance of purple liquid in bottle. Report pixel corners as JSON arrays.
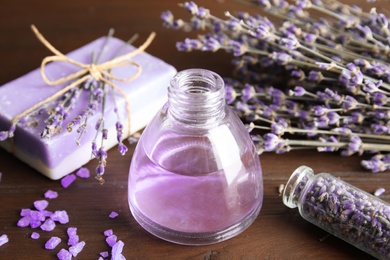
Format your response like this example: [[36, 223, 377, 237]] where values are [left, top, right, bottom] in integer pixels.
[[128, 69, 263, 245]]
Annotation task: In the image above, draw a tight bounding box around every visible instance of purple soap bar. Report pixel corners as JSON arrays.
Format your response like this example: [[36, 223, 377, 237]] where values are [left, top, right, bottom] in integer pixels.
[[0, 35, 176, 179]]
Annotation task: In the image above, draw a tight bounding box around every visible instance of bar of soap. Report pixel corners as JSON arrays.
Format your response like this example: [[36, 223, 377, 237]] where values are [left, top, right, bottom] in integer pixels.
[[0, 36, 176, 180]]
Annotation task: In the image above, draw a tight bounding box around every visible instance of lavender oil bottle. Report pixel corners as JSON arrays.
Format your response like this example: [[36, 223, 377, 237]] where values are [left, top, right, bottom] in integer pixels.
[[128, 68, 263, 245]]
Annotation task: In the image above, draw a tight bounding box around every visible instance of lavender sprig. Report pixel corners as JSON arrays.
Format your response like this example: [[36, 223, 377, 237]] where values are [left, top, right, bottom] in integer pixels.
[[164, 1, 390, 172]]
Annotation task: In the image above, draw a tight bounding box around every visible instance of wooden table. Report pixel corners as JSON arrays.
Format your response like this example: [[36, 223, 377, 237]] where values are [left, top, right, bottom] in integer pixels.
[[0, 0, 388, 259]]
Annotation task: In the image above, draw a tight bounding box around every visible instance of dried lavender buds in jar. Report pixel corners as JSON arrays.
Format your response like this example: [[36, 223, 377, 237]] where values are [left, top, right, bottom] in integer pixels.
[[283, 166, 390, 260]]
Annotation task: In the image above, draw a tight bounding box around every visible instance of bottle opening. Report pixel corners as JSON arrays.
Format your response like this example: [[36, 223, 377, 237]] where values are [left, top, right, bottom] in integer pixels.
[[168, 69, 226, 126], [283, 166, 314, 208]]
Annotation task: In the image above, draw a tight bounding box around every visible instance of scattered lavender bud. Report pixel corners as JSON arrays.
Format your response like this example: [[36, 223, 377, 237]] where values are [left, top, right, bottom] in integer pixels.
[[0, 234, 9, 246], [61, 174, 76, 188], [109, 211, 119, 219], [31, 232, 40, 240], [34, 200, 49, 211], [45, 236, 61, 250], [75, 167, 90, 178], [68, 241, 86, 257], [374, 187, 385, 197], [57, 248, 72, 260], [44, 190, 58, 199]]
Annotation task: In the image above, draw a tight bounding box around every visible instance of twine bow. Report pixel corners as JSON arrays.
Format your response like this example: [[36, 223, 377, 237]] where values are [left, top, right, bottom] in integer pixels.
[[11, 25, 156, 138]]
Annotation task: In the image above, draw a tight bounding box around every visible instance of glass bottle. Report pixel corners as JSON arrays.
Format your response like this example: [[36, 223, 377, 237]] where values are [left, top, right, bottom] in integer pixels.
[[283, 165, 390, 259], [128, 68, 263, 245]]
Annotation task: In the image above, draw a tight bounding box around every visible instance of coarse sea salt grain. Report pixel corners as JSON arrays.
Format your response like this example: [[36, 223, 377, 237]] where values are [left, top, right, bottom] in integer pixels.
[[57, 248, 72, 260], [61, 174, 76, 188], [75, 167, 90, 179], [69, 241, 86, 257], [0, 234, 9, 246], [109, 211, 119, 219], [45, 236, 61, 250], [31, 232, 40, 239], [44, 190, 58, 199], [34, 200, 49, 211]]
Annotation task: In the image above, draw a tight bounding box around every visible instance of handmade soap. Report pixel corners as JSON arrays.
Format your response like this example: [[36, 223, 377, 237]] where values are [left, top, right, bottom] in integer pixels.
[[0, 35, 176, 180]]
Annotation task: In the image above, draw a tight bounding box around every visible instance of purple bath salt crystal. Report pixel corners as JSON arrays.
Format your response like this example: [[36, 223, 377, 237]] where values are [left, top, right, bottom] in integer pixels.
[[69, 241, 86, 257], [111, 240, 125, 260], [44, 190, 58, 199], [0, 234, 9, 246], [45, 236, 61, 250], [20, 208, 31, 216], [67, 226, 79, 246], [57, 248, 72, 260], [61, 174, 76, 188], [51, 210, 69, 224], [104, 229, 113, 237], [31, 232, 40, 239], [76, 167, 90, 178], [17, 216, 31, 227], [30, 210, 45, 221], [67, 227, 77, 236], [106, 234, 117, 247], [30, 219, 42, 229], [100, 251, 109, 258], [109, 211, 119, 219], [34, 200, 49, 211], [68, 234, 79, 246], [41, 219, 56, 231]]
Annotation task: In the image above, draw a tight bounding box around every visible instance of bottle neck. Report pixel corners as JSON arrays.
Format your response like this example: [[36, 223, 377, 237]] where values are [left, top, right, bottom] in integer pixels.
[[168, 69, 226, 127], [283, 166, 314, 208]]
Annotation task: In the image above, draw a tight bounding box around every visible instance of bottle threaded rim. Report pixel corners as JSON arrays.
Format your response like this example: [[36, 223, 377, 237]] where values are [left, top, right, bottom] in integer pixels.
[[168, 68, 225, 126]]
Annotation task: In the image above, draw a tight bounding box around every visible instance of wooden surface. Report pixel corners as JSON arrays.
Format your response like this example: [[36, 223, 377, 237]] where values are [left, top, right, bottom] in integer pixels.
[[0, 0, 389, 259]]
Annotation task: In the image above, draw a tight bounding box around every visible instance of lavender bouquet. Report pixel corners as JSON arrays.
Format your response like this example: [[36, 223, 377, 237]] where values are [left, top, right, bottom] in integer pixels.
[[162, 0, 390, 172]]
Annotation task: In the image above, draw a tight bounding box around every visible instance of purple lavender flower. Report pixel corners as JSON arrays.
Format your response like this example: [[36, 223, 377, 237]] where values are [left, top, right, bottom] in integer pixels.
[[263, 133, 282, 151], [271, 52, 292, 65], [230, 40, 247, 56]]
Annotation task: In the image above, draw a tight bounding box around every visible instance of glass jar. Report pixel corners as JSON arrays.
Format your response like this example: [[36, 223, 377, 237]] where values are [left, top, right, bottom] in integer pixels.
[[128, 68, 263, 245], [283, 165, 390, 259]]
